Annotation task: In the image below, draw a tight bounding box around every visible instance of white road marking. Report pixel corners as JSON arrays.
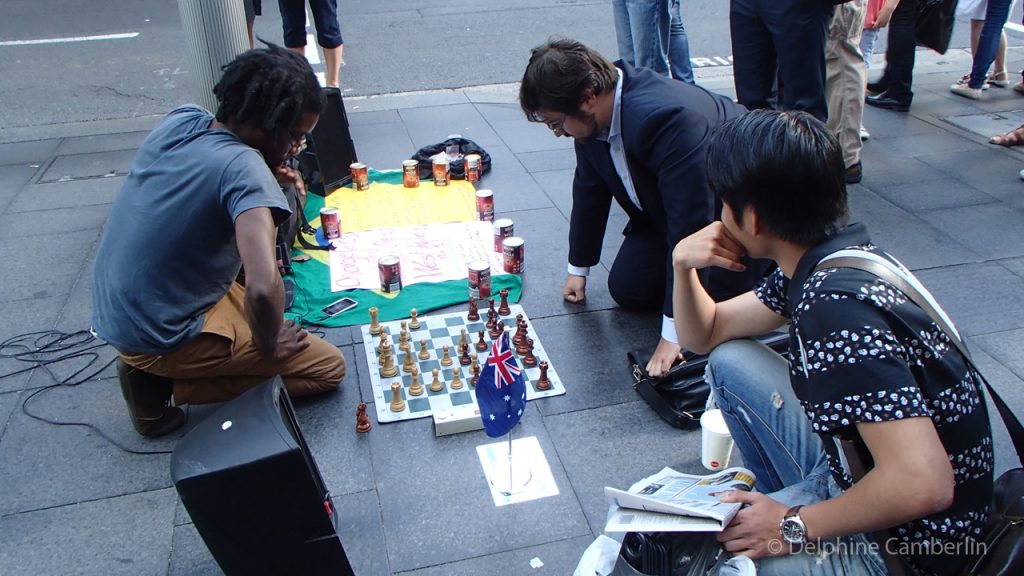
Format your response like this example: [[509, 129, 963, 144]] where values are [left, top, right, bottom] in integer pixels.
[[0, 32, 139, 46]]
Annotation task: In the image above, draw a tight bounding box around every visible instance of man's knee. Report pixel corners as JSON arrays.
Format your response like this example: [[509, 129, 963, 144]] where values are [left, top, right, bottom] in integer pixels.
[[607, 273, 662, 312]]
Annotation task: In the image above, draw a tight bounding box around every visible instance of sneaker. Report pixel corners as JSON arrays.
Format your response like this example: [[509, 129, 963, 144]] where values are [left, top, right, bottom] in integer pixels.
[[1019, 167, 1024, 181], [950, 83, 984, 100], [845, 162, 863, 184], [1013, 82, 1024, 95], [954, 74, 988, 90], [860, 126, 870, 141]]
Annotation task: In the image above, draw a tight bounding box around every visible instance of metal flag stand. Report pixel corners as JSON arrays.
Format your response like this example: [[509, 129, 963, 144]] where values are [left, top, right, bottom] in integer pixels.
[[489, 429, 533, 496]]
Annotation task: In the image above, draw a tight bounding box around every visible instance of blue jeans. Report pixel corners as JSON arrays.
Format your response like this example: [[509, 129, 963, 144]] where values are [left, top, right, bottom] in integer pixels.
[[969, 0, 1012, 88], [278, 0, 343, 49], [705, 339, 889, 576], [612, 0, 694, 83]]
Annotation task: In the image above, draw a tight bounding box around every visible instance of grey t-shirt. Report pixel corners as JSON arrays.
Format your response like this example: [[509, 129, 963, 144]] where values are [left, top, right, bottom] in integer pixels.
[[92, 105, 289, 355]]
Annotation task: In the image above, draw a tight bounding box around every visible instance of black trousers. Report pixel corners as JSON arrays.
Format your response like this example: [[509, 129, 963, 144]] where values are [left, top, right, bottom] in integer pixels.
[[729, 0, 832, 121], [874, 0, 919, 101]]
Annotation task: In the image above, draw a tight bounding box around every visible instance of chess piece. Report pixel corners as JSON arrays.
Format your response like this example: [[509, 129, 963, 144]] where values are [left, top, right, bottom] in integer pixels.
[[402, 350, 415, 373], [429, 368, 444, 392], [498, 289, 511, 316], [409, 365, 424, 396], [418, 339, 430, 360], [450, 368, 463, 390], [459, 328, 469, 355], [380, 350, 398, 378], [467, 297, 480, 322], [376, 328, 390, 355], [522, 337, 538, 367], [459, 344, 472, 366], [470, 363, 481, 387], [475, 329, 488, 351], [440, 345, 453, 367], [389, 382, 406, 412], [409, 308, 421, 330], [536, 360, 552, 390], [490, 319, 505, 340], [368, 307, 382, 335], [399, 327, 411, 353], [356, 403, 372, 433], [487, 298, 497, 321], [486, 307, 497, 331], [515, 320, 530, 353], [512, 314, 525, 347]]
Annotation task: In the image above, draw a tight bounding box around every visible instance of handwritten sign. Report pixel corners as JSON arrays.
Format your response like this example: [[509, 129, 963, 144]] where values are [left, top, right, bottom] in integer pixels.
[[328, 221, 505, 291]]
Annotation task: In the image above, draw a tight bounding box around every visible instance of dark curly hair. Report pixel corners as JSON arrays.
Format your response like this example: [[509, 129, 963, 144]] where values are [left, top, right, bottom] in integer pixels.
[[213, 42, 324, 134]]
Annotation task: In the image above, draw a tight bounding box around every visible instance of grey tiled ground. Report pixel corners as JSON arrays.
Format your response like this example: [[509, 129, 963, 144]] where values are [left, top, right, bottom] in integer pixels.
[[3, 54, 1024, 575]]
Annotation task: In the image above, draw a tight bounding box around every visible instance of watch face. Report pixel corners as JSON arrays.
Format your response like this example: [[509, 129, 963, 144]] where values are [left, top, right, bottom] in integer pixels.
[[781, 518, 806, 544]]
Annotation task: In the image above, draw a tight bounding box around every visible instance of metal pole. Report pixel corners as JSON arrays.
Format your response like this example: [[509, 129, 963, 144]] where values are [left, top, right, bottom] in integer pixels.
[[176, 0, 249, 113]]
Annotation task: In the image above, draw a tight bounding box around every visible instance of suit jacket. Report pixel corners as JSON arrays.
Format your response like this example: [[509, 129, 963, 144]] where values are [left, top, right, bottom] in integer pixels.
[[569, 62, 759, 318]]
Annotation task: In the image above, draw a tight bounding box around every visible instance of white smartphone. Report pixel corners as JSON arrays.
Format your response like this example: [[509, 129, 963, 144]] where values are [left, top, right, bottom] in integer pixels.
[[321, 296, 358, 317]]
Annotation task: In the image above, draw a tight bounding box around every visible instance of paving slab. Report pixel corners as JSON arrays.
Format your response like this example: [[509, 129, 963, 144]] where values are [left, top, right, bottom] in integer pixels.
[[491, 118, 572, 155], [997, 255, 1024, 279], [0, 139, 60, 167], [918, 202, 1024, 261], [483, 144, 557, 214], [0, 488, 176, 576], [966, 344, 1024, 477], [914, 262, 1024, 337], [350, 122, 417, 172], [913, 148, 1024, 210], [517, 147, 577, 173], [53, 131, 150, 156], [870, 178, 999, 213], [6, 175, 123, 213], [0, 228, 99, 304], [0, 376, 178, 516], [847, 186, 980, 270], [398, 103, 503, 150], [348, 109, 404, 127], [545, 400, 703, 533], [368, 407, 589, 573], [398, 535, 594, 575], [0, 391, 19, 443], [0, 202, 109, 240], [0, 164, 39, 212], [940, 109, 1024, 141], [167, 522, 224, 576], [39, 149, 135, 183]]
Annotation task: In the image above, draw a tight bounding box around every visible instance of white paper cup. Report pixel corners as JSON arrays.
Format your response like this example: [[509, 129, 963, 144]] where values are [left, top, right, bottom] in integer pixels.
[[700, 409, 734, 471]]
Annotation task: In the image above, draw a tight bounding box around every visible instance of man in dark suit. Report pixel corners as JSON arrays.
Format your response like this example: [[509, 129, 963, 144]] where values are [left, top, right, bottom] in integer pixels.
[[519, 38, 767, 377]]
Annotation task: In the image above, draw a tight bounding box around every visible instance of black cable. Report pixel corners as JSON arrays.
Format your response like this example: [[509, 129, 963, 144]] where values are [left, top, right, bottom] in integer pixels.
[[0, 330, 172, 456]]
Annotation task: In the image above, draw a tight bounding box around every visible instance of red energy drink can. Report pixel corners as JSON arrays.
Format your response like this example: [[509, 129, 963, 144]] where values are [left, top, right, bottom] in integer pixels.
[[475, 189, 494, 222], [467, 260, 491, 299], [320, 207, 341, 240], [432, 158, 450, 186], [493, 218, 513, 252], [402, 160, 420, 188], [502, 237, 525, 274], [464, 154, 481, 182], [350, 162, 370, 191], [378, 256, 403, 293]]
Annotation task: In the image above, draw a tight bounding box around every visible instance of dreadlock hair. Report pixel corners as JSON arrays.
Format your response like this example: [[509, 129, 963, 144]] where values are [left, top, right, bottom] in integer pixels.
[[213, 42, 324, 134], [519, 37, 618, 122]]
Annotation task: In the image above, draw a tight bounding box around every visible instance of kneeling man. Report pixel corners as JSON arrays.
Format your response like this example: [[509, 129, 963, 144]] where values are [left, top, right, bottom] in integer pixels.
[[674, 110, 992, 576]]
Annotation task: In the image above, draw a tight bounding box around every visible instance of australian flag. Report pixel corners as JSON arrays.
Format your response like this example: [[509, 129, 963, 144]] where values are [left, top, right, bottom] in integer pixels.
[[475, 331, 527, 437]]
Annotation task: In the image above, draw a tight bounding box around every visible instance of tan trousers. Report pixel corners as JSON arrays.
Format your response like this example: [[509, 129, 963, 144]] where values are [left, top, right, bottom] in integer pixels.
[[121, 283, 345, 405], [826, 0, 867, 169]]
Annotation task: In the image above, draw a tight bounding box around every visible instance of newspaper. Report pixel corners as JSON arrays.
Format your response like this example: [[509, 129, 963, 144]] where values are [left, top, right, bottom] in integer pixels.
[[604, 466, 756, 532]]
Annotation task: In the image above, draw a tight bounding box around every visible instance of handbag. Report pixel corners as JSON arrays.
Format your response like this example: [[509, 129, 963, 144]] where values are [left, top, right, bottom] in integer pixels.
[[616, 532, 721, 576], [916, 0, 959, 55], [627, 333, 789, 430], [813, 251, 1024, 576]]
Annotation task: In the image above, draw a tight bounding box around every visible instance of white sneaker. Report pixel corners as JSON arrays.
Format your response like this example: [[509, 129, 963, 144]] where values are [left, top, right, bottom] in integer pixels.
[[951, 83, 984, 100], [860, 126, 870, 141], [1018, 167, 1024, 181]]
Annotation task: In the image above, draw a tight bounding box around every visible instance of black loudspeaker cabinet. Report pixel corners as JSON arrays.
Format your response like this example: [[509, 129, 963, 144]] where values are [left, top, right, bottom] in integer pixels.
[[170, 377, 354, 576], [303, 86, 358, 195]]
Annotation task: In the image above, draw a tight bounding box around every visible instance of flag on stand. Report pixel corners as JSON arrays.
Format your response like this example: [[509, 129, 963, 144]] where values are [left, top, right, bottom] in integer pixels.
[[475, 331, 527, 437]]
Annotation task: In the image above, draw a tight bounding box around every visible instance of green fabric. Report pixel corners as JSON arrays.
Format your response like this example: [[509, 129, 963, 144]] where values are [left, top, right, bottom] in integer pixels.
[[284, 170, 522, 327]]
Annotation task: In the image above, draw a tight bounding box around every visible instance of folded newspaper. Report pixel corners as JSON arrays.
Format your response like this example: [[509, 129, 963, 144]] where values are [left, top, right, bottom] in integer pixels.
[[604, 466, 756, 533]]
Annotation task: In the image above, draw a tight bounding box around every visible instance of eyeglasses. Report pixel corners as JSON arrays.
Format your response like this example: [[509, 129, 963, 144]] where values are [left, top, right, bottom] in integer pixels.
[[542, 116, 566, 133], [288, 131, 308, 152]]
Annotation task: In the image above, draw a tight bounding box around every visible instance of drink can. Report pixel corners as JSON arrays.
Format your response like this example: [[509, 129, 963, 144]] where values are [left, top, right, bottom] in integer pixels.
[[475, 189, 494, 222], [350, 162, 369, 191], [402, 159, 420, 188], [493, 218, 514, 252], [465, 153, 481, 182], [320, 207, 341, 240], [467, 260, 491, 299], [502, 237, 525, 274], [432, 157, 450, 186], [378, 256, 403, 293]]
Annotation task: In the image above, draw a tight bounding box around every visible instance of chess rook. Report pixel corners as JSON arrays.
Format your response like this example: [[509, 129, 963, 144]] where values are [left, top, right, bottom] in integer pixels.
[[498, 289, 511, 316], [389, 382, 406, 412], [368, 307, 381, 335], [537, 360, 552, 391]]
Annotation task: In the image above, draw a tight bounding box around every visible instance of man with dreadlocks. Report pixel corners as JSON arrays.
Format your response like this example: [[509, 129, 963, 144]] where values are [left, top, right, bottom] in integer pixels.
[[92, 45, 345, 437]]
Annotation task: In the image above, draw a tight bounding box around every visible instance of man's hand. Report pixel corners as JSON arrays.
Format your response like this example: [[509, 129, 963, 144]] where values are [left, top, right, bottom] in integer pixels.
[[672, 222, 747, 272], [274, 164, 306, 204], [563, 274, 587, 303], [717, 491, 792, 559], [272, 319, 310, 360], [646, 337, 682, 378], [871, 0, 899, 28]]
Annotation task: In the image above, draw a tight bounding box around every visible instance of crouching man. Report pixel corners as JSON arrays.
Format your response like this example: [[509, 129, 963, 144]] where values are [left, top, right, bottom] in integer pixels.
[[92, 45, 345, 437], [674, 110, 992, 575]]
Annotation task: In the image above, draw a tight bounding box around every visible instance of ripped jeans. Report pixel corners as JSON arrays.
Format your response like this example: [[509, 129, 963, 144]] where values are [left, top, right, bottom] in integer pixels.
[[705, 339, 888, 576]]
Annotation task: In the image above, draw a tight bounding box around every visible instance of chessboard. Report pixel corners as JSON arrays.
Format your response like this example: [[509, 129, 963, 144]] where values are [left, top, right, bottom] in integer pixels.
[[359, 303, 566, 431]]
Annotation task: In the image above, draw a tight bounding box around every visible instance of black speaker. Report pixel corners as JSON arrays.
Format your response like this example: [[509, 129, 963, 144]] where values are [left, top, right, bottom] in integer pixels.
[[171, 377, 354, 576], [303, 86, 358, 195]]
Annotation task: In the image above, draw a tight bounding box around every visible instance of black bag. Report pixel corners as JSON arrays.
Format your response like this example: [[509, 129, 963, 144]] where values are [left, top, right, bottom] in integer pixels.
[[814, 254, 1024, 576], [916, 0, 958, 55], [628, 333, 789, 430], [411, 137, 492, 180], [618, 532, 720, 576], [304, 86, 358, 195]]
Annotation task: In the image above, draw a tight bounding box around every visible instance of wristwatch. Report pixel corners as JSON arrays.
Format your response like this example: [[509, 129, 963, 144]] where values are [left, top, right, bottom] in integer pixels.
[[779, 505, 807, 546]]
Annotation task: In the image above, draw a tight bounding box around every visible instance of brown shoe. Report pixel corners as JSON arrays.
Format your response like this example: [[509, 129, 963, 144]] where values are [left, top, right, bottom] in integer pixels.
[[117, 360, 184, 437], [845, 162, 863, 184]]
